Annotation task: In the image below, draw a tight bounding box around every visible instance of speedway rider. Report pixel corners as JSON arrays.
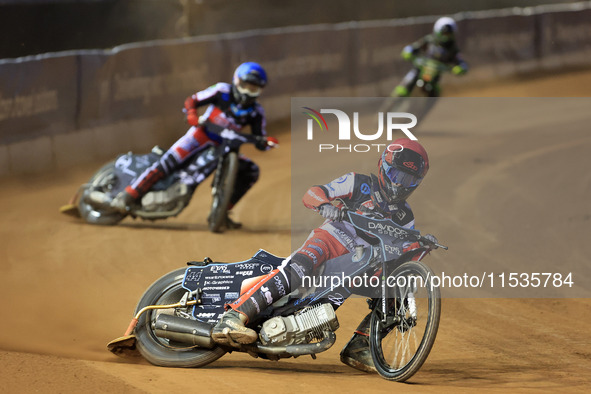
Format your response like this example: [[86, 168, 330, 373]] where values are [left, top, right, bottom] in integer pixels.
[[212, 138, 438, 373], [395, 16, 468, 97], [110, 62, 274, 229]]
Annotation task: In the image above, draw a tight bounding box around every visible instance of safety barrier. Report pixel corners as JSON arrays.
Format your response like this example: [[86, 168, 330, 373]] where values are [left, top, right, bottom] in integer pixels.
[[1, 2, 591, 176]]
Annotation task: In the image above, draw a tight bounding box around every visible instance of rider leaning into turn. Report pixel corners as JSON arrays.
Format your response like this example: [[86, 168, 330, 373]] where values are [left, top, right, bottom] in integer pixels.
[[395, 16, 468, 97], [110, 62, 273, 228], [212, 139, 438, 373]]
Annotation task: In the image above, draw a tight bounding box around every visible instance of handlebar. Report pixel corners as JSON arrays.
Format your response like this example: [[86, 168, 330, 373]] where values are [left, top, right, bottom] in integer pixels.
[[216, 128, 279, 150], [417, 234, 448, 250]]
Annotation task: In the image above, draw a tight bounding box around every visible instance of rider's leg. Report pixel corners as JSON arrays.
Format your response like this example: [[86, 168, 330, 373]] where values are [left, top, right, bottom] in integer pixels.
[[110, 126, 208, 212], [219, 157, 260, 229], [211, 255, 311, 345], [340, 312, 376, 373], [394, 68, 419, 97], [231, 157, 260, 206], [212, 228, 349, 344]]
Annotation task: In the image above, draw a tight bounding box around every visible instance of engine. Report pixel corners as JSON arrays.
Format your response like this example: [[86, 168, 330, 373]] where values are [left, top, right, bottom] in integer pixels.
[[259, 303, 339, 346], [141, 182, 189, 212]]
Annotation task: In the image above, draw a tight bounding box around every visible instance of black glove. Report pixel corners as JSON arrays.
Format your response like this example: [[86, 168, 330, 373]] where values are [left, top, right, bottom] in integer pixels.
[[422, 234, 439, 249], [255, 137, 268, 151], [318, 204, 342, 221]]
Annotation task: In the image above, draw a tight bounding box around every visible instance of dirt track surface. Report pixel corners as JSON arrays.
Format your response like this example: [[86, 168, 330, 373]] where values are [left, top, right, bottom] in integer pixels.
[[1, 71, 591, 393]]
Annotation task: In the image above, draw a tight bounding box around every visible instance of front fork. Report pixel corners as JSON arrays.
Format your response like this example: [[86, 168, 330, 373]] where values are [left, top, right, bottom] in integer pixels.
[[377, 258, 420, 325], [210, 155, 225, 195]]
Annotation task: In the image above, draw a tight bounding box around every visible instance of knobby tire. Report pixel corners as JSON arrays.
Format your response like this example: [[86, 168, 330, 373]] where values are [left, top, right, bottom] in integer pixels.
[[369, 261, 441, 382], [208, 152, 239, 233], [134, 268, 226, 367]]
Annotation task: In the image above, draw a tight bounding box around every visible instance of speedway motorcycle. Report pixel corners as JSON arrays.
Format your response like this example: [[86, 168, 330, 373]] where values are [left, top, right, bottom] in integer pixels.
[[380, 56, 451, 120], [59, 129, 277, 232], [401, 56, 451, 98], [107, 211, 447, 382]]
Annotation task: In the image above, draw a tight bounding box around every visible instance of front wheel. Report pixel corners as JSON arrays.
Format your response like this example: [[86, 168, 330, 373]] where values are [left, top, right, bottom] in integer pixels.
[[78, 161, 126, 225], [208, 152, 239, 233], [134, 268, 226, 367], [369, 261, 441, 382]]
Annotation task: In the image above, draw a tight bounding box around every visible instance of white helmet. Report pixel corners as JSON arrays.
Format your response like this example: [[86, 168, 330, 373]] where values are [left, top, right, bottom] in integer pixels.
[[433, 17, 457, 43]]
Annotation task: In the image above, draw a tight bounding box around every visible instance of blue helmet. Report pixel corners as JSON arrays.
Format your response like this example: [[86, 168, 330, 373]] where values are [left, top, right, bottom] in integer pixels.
[[232, 62, 268, 107]]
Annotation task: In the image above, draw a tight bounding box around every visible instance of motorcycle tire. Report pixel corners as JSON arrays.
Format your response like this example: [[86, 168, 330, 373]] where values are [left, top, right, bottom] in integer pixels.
[[134, 268, 226, 367], [208, 152, 239, 233], [78, 161, 126, 226], [369, 261, 441, 382]]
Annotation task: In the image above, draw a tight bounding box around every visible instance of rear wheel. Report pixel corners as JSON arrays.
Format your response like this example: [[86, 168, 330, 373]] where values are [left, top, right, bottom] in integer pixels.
[[208, 152, 239, 233], [369, 261, 441, 382], [134, 268, 226, 367], [78, 162, 125, 225]]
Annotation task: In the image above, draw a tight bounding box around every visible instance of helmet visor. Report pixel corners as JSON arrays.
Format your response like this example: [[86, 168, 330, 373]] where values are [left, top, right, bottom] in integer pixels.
[[384, 166, 422, 188], [437, 26, 454, 42], [236, 79, 263, 97]]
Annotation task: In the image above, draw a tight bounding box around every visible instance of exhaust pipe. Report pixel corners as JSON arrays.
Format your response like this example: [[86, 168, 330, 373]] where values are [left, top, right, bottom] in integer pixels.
[[152, 314, 215, 349], [244, 331, 336, 357]]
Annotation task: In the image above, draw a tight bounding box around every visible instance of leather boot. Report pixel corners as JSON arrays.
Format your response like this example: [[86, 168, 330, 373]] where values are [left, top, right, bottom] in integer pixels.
[[340, 312, 376, 373]]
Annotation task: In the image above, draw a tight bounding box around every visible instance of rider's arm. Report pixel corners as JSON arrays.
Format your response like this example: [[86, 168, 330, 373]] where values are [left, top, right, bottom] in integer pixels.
[[248, 104, 267, 137], [396, 203, 427, 260], [439, 41, 468, 74], [401, 36, 428, 60], [247, 105, 273, 151], [451, 53, 469, 75], [302, 173, 356, 210], [302, 185, 332, 210], [184, 83, 227, 126]]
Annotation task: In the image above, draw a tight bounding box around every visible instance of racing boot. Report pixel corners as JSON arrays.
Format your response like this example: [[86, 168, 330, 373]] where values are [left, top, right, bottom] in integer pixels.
[[212, 261, 296, 345], [110, 190, 136, 213], [206, 211, 242, 230], [394, 85, 409, 97], [225, 212, 242, 229], [211, 309, 257, 345], [340, 312, 376, 373]]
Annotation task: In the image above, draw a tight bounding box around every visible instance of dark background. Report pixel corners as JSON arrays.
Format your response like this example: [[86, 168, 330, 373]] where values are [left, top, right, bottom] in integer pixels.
[[0, 0, 582, 59]]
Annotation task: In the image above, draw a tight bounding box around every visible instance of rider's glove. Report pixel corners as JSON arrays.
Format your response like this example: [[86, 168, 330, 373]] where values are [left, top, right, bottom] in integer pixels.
[[186, 108, 200, 126], [422, 234, 439, 249], [255, 137, 269, 151], [318, 204, 342, 221], [255, 136, 279, 151], [401, 46, 414, 61], [452, 65, 467, 75]]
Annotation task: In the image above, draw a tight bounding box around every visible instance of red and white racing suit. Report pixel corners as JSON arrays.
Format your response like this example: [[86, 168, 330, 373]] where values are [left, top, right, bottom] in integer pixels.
[[125, 82, 267, 207], [229, 172, 418, 322]]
